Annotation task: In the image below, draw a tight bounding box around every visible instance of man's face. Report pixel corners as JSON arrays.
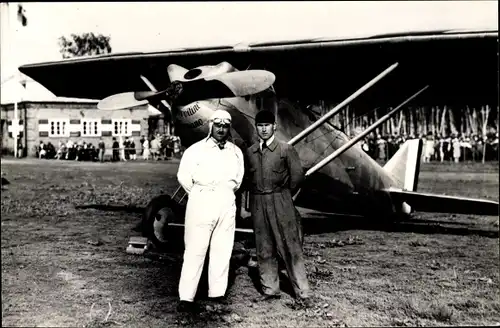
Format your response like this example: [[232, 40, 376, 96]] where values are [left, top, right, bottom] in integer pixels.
[[211, 122, 230, 142], [256, 123, 275, 141]]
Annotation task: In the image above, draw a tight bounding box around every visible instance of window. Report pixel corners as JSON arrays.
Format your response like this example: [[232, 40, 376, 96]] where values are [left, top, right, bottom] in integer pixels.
[[112, 119, 131, 136], [49, 119, 69, 137], [81, 119, 100, 136]]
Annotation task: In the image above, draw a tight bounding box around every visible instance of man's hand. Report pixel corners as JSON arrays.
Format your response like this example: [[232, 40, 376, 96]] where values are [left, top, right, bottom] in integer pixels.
[[240, 207, 252, 220]]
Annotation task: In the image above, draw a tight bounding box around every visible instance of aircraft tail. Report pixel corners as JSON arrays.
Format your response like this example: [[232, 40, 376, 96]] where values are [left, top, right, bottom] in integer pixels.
[[382, 138, 498, 216], [383, 139, 423, 191]]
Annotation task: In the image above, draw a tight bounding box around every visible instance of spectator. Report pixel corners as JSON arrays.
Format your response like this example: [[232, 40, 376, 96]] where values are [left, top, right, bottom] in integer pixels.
[[120, 136, 127, 161], [39, 141, 46, 159], [46, 142, 56, 159], [151, 136, 159, 160], [492, 133, 499, 161], [376, 134, 387, 162], [98, 138, 106, 163], [423, 133, 435, 163], [140, 135, 145, 156], [142, 138, 150, 160], [66, 140, 74, 160], [124, 137, 130, 160], [129, 137, 137, 160], [452, 134, 461, 163], [387, 135, 397, 158], [461, 136, 472, 161], [173, 136, 182, 157], [112, 137, 119, 162], [361, 138, 370, 154]]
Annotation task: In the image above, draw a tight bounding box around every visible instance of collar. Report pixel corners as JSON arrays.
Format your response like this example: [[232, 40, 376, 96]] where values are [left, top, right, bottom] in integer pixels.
[[207, 137, 230, 149], [260, 135, 275, 149], [253, 135, 278, 153]]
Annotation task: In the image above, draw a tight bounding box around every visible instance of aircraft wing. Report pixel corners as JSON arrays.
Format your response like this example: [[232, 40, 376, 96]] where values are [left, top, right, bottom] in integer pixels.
[[386, 188, 499, 216], [18, 29, 497, 107]]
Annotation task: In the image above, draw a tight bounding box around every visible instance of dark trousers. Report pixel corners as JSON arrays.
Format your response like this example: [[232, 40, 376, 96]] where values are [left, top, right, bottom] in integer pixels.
[[250, 189, 309, 298]]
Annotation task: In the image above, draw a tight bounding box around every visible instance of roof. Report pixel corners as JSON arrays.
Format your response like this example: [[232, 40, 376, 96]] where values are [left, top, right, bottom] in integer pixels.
[[1, 98, 98, 107], [1, 99, 162, 116]]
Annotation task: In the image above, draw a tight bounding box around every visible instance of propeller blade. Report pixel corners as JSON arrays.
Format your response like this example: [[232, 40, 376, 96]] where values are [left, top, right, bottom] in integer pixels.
[[100, 70, 276, 109], [97, 92, 148, 110], [174, 70, 276, 105], [134, 90, 163, 101], [204, 70, 276, 96]]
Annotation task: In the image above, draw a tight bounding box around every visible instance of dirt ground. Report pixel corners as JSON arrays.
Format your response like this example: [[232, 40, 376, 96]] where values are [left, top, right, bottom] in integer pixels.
[[1, 158, 499, 327]]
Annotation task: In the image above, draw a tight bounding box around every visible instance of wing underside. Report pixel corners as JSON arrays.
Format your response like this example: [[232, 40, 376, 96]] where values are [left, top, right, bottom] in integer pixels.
[[18, 30, 498, 108]]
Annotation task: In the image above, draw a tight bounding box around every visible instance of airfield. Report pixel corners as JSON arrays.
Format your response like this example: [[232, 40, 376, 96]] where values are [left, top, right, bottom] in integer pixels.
[[1, 158, 499, 327]]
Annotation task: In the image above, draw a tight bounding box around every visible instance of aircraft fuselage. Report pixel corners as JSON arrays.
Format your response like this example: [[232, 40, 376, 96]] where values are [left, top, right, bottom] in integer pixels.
[[171, 94, 400, 217]]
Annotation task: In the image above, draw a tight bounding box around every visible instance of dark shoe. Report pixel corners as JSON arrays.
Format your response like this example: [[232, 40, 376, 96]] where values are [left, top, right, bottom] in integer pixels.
[[177, 300, 200, 313], [253, 294, 281, 303], [209, 296, 228, 305], [206, 297, 230, 313]]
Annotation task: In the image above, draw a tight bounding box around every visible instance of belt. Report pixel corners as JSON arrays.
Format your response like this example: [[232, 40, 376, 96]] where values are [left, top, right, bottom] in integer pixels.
[[251, 188, 287, 195], [194, 185, 233, 193]]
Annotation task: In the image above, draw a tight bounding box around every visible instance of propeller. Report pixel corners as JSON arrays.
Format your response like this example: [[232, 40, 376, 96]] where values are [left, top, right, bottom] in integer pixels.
[[97, 92, 148, 110], [97, 70, 276, 111]]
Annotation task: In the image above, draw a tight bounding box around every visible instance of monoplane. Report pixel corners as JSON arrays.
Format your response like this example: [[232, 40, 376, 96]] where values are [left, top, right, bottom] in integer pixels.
[[19, 28, 499, 249]]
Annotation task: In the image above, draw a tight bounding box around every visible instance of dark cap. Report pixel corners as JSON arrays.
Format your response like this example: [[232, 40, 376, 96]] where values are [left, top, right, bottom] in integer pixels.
[[255, 110, 275, 124]]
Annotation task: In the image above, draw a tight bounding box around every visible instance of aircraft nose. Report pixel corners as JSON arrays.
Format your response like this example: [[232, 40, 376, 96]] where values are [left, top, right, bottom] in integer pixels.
[[184, 68, 202, 80]]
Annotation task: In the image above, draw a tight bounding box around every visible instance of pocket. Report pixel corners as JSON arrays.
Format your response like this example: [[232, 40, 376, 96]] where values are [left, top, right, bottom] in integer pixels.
[[272, 159, 286, 174]]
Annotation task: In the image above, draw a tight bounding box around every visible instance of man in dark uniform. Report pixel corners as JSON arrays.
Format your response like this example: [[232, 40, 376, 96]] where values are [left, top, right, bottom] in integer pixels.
[[112, 137, 119, 162], [245, 110, 313, 308]]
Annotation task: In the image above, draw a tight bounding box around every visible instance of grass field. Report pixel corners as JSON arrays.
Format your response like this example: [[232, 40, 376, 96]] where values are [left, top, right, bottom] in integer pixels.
[[1, 158, 499, 327]]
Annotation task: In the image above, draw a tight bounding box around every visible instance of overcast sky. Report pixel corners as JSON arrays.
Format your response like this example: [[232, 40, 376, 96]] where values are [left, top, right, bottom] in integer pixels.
[[1, 1, 497, 102]]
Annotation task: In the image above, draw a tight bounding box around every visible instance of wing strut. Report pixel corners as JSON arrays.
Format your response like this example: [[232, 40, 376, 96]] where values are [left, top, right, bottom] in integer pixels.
[[305, 85, 429, 177], [288, 62, 399, 146]]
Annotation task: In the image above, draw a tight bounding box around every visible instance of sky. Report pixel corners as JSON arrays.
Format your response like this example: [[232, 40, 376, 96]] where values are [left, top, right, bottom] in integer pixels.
[[0, 1, 497, 103]]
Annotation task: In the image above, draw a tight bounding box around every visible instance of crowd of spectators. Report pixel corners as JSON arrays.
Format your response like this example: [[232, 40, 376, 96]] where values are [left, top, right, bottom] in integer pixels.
[[360, 132, 499, 162], [35, 133, 183, 162], [34, 131, 499, 163]]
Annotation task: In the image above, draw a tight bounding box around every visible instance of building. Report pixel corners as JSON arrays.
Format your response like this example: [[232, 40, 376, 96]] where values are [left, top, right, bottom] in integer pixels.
[[0, 99, 167, 157]]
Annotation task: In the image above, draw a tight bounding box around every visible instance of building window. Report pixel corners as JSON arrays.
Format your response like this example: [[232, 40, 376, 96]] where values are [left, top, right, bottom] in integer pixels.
[[49, 119, 69, 137], [112, 119, 131, 136], [82, 120, 100, 136]]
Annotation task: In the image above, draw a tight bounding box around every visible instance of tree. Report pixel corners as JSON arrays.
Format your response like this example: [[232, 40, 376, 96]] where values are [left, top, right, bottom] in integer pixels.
[[58, 32, 112, 59]]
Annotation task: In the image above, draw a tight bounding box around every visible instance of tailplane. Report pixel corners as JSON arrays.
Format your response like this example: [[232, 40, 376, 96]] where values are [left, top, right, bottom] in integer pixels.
[[383, 139, 498, 216], [384, 139, 423, 191]]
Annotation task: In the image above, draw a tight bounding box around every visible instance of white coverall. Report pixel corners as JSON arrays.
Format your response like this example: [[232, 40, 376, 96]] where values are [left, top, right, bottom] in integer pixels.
[[177, 132, 244, 301]]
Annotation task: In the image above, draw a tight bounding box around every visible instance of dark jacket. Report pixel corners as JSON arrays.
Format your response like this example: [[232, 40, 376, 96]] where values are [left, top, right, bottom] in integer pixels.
[[245, 137, 304, 195]]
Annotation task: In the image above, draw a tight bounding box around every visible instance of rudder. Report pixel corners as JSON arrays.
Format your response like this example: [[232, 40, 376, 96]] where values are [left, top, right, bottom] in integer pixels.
[[383, 139, 423, 191]]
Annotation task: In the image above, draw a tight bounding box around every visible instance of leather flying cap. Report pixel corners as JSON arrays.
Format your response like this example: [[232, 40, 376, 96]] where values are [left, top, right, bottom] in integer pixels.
[[255, 110, 275, 124], [210, 109, 232, 124]]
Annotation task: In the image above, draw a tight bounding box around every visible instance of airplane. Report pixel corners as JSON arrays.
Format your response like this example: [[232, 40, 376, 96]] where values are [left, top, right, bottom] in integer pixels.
[[19, 28, 499, 250]]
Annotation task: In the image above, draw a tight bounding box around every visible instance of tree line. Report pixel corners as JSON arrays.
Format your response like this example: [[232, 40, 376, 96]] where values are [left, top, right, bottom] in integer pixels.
[[316, 102, 498, 138]]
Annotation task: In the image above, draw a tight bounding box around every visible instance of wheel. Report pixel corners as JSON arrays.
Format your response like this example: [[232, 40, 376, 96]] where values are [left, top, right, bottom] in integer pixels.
[[142, 194, 184, 251]]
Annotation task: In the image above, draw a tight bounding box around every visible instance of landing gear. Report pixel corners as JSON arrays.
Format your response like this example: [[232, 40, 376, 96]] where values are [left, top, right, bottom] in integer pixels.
[[142, 194, 184, 251]]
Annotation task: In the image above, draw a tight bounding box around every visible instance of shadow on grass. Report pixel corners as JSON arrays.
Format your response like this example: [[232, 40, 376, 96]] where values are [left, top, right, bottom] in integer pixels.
[[78, 203, 498, 239], [298, 212, 498, 239]]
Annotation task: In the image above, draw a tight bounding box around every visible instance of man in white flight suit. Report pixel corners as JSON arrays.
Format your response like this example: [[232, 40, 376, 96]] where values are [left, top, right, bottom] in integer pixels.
[[176, 109, 245, 313]]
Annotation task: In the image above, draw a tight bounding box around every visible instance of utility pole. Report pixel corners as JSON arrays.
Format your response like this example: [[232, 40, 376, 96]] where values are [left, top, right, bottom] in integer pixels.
[[2, 3, 27, 158]]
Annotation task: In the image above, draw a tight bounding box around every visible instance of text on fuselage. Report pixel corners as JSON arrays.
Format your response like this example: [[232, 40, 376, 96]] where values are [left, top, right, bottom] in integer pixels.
[[178, 103, 201, 118], [181, 119, 204, 129]]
